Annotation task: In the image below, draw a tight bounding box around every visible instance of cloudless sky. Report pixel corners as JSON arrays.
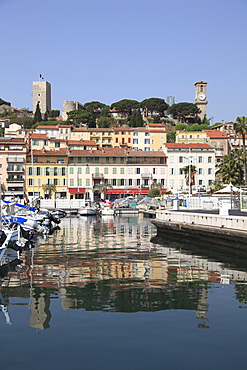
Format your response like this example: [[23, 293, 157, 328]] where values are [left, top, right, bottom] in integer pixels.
[[1, 0, 247, 124]]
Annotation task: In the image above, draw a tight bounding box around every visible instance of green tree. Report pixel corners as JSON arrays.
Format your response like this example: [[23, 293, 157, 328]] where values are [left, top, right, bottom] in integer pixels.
[[43, 111, 48, 121], [166, 132, 176, 143], [181, 164, 197, 193], [97, 116, 113, 128], [234, 116, 247, 185], [111, 99, 139, 116], [175, 123, 188, 131], [140, 98, 169, 117], [187, 123, 210, 131], [219, 150, 244, 185], [84, 101, 109, 114], [128, 109, 144, 127], [49, 110, 60, 118], [67, 110, 96, 127], [42, 183, 57, 199], [148, 187, 161, 197], [98, 181, 113, 199], [168, 102, 201, 122], [33, 102, 42, 123], [0, 98, 11, 106]]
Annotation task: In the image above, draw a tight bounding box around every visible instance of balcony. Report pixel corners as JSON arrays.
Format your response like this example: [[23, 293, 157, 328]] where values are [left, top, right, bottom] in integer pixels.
[[7, 157, 25, 162], [92, 173, 104, 179], [141, 173, 152, 178], [6, 178, 24, 182], [7, 167, 24, 172]]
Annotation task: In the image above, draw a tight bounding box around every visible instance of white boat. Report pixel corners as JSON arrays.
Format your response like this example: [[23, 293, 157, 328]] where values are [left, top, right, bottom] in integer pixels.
[[79, 201, 98, 216], [100, 206, 115, 216]]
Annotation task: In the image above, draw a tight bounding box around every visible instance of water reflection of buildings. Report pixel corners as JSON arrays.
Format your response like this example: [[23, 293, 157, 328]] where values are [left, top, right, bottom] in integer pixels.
[[1, 216, 247, 330]]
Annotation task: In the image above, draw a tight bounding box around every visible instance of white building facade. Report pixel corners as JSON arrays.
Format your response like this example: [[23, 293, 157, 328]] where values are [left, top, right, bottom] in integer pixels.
[[163, 143, 216, 194]]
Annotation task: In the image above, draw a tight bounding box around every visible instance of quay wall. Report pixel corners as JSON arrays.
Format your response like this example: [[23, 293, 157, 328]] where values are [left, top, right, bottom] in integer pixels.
[[153, 210, 247, 251]]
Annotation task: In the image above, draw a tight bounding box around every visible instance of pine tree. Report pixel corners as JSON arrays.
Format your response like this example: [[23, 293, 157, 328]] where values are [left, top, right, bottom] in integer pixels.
[[34, 102, 42, 123]]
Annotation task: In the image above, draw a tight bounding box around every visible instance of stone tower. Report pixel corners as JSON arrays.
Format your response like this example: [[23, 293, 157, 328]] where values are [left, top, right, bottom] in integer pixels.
[[194, 81, 208, 121], [32, 80, 51, 114]]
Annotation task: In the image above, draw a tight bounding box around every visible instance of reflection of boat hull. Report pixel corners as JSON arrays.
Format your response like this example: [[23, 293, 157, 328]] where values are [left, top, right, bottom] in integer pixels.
[[114, 208, 139, 215], [101, 207, 114, 216], [79, 208, 97, 216]]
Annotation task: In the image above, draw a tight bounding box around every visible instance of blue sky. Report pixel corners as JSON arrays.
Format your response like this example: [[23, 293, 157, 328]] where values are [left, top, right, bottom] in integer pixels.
[[1, 0, 247, 124]]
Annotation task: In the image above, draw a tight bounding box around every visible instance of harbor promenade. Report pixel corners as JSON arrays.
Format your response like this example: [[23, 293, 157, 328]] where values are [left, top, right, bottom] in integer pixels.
[[152, 207, 247, 251]]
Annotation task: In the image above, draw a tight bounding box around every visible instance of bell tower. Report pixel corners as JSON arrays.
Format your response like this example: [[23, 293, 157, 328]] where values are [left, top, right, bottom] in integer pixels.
[[194, 81, 208, 121]]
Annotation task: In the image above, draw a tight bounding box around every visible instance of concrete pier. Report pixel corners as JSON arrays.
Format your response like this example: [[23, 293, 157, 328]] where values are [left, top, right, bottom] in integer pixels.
[[152, 209, 247, 251]]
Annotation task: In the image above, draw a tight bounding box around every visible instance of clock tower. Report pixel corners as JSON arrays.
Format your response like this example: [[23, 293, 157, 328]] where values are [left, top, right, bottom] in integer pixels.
[[194, 81, 208, 121]]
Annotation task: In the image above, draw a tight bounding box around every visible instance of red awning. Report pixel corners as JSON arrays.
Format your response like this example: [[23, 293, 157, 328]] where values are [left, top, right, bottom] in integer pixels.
[[68, 188, 86, 193], [106, 188, 149, 195]]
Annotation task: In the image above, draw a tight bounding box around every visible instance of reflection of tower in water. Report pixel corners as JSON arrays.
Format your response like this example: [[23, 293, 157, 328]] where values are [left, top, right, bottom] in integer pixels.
[[30, 288, 51, 331]]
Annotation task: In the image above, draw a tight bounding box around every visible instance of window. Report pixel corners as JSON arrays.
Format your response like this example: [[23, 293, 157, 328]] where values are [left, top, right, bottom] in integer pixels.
[[28, 178, 33, 186], [208, 168, 213, 175], [46, 157, 50, 163], [120, 179, 124, 186], [86, 179, 90, 186], [69, 179, 74, 186], [70, 167, 74, 174], [37, 167, 41, 176], [133, 139, 138, 144], [136, 157, 140, 163], [86, 166, 90, 174], [145, 132, 150, 136], [198, 156, 203, 163], [128, 179, 132, 186], [57, 157, 64, 164], [120, 168, 125, 174], [136, 168, 140, 174], [153, 168, 156, 174], [62, 167, 66, 176], [137, 179, 140, 186], [112, 179, 116, 186], [116, 138, 118, 143], [32, 140, 39, 146], [55, 142, 60, 148], [54, 178, 60, 186], [113, 168, 117, 174], [144, 139, 150, 144], [198, 168, 203, 175], [144, 147, 150, 151], [45, 168, 50, 176], [169, 156, 174, 163], [170, 168, 176, 175], [179, 156, 184, 163], [133, 132, 138, 136], [78, 167, 82, 174], [208, 156, 212, 163], [44, 140, 48, 146], [104, 167, 108, 174]]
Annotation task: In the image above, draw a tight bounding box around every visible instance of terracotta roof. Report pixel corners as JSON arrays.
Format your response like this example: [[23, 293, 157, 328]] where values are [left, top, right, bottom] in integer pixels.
[[50, 138, 67, 142], [30, 133, 49, 139], [164, 143, 213, 149], [32, 148, 67, 156], [69, 147, 166, 157], [67, 140, 97, 145], [0, 137, 26, 143], [35, 125, 59, 130], [148, 123, 166, 127], [57, 125, 73, 128], [204, 130, 228, 138]]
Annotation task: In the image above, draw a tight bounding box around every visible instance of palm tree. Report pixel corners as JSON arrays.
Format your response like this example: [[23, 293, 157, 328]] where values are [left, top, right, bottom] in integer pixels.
[[98, 181, 113, 200], [181, 164, 197, 194], [42, 183, 57, 199], [151, 182, 164, 190], [234, 116, 247, 185], [219, 150, 244, 185]]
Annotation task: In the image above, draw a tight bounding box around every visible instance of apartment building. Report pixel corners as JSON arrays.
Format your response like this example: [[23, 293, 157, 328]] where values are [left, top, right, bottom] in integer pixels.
[[0, 137, 27, 198], [26, 148, 68, 198], [67, 148, 167, 200], [163, 143, 215, 194]]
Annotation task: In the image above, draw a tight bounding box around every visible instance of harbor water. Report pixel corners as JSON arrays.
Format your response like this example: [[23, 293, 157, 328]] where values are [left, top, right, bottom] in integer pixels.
[[0, 214, 247, 369]]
